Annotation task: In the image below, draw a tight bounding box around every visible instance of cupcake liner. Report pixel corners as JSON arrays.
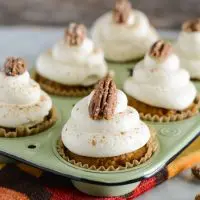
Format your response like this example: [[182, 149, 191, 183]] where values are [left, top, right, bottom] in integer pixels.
[[57, 127, 158, 171], [192, 78, 200, 81], [127, 94, 200, 122], [34, 72, 94, 97], [0, 107, 57, 138]]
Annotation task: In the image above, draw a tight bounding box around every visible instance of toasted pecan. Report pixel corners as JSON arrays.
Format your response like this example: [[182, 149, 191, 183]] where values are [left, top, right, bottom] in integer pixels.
[[4, 57, 26, 76], [182, 19, 200, 32], [192, 164, 200, 180], [113, 0, 132, 24], [149, 40, 172, 61], [195, 194, 200, 200], [64, 23, 86, 46], [89, 76, 117, 120]]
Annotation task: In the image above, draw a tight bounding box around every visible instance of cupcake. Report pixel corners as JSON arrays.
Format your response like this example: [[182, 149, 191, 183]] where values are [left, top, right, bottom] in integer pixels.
[[175, 19, 200, 80], [124, 40, 200, 122], [0, 57, 57, 137], [58, 76, 157, 170], [35, 23, 108, 96], [91, 0, 159, 63]]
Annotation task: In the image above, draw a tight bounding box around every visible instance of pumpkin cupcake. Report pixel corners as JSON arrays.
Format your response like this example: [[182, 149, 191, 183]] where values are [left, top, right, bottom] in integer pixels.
[[91, 0, 159, 63], [175, 18, 200, 80], [124, 40, 200, 122], [35, 23, 108, 96], [58, 76, 157, 171], [0, 57, 56, 137]]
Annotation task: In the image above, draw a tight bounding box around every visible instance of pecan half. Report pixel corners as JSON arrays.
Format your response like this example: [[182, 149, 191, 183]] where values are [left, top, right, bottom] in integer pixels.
[[192, 164, 200, 179], [182, 19, 200, 32], [64, 23, 86, 46], [89, 76, 117, 120], [195, 194, 200, 200], [4, 57, 26, 76], [113, 0, 132, 24], [149, 40, 173, 61]]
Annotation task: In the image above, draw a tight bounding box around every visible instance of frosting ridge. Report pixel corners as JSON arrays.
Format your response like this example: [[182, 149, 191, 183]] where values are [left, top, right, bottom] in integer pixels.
[[124, 43, 197, 110], [62, 89, 150, 157], [175, 20, 200, 79], [0, 57, 52, 128], [91, 9, 159, 61], [36, 24, 108, 86]]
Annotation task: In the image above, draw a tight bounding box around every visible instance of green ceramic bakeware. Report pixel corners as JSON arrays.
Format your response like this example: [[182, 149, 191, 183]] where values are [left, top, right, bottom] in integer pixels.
[[0, 63, 200, 197]]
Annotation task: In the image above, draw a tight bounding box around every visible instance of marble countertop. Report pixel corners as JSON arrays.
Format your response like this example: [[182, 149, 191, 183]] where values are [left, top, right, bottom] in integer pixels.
[[0, 27, 199, 200]]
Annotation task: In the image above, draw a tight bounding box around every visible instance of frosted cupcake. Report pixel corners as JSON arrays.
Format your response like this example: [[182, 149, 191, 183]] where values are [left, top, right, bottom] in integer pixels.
[[124, 40, 200, 122], [35, 23, 108, 96], [0, 57, 56, 137], [58, 76, 157, 170], [175, 19, 200, 80], [91, 0, 159, 63]]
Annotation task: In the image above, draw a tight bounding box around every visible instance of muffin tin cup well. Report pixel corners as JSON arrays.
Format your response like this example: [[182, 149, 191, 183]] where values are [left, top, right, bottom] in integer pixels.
[[56, 127, 158, 171], [0, 62, 199, 197]]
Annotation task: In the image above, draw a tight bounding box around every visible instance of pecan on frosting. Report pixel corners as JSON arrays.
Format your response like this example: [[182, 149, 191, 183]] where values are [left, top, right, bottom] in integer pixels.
[[182, 18, 200, 32], [4, 57, 26, 76], [149, 40, 173, 61], [64, 23, 86, 46], [113, 0, 132, 24], [89, 76, 117, 120]]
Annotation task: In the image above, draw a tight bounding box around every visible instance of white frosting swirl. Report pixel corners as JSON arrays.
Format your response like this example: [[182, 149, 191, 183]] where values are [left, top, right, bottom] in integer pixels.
[[124, 53, 197, 110], [62, 90, 150, 158], [36, 38, 108, 86], [175, 31, 200, 79], [91, 10, 159, 62], [0, 71, 52, 128]]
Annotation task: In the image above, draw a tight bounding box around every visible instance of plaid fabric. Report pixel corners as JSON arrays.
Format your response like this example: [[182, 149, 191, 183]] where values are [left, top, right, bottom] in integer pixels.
[[0, 164, 168, 200], [0, 136, 199, 200]]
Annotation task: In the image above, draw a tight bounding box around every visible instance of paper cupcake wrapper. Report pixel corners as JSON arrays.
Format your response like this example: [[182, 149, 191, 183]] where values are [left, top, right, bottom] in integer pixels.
[[57, 127, 158, 171], [191, 78, 200, 81], [127, 95, 200, 122], [0, 107, 57, 138], [34, 72, 94, 97]]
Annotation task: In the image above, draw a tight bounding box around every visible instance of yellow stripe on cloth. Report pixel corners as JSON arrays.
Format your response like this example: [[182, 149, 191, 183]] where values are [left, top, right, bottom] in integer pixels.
[[0, 164, 6, 170], [177, 136, 200, 157], [17, 163, 43, 178], [167, 136, 200, 179]]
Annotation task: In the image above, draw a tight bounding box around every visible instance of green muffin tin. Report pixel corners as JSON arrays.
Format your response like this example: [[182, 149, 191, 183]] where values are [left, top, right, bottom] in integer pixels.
[[0, 63, 199, 197]]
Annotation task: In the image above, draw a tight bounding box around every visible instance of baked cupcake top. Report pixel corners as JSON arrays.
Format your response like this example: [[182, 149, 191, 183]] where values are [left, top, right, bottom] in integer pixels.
[[0, 57, 52, 128], [91, 0, 159, 62], [124, 40, 197, 110], [175, 19, 200, 79], [61, 76, 150, 158], [36, 23, 108, 86]]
